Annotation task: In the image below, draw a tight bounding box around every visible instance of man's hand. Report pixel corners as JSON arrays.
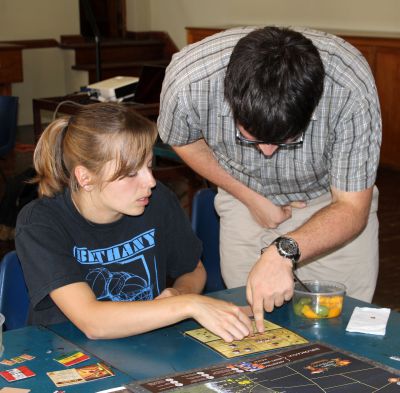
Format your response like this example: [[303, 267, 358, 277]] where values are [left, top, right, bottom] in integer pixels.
[[246, 190, 306, 228], [246, 246, 295, 332]]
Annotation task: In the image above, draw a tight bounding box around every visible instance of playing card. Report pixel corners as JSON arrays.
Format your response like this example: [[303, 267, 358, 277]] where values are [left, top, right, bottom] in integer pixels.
[[53, 351, 90, 367], [0, 366, 36, 382]]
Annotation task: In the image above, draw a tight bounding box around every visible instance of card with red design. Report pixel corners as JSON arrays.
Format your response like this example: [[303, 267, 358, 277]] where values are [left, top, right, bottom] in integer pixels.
[[0, 366, 36, 382]]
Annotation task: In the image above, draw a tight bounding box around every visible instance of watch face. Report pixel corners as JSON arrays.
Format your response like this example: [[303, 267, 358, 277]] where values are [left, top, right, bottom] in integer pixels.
[[275, 237, 300, 263], [280, 237, 298, 255]]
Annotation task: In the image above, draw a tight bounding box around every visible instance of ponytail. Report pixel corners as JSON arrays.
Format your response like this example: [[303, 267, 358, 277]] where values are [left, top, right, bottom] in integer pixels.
[[33, 117, 71, 197]]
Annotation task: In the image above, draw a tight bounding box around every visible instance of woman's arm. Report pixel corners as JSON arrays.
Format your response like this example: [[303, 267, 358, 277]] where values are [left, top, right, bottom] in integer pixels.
[[173, 261, 206, 294], [50, 278, 252, 342], [156, 261, 206, 298]]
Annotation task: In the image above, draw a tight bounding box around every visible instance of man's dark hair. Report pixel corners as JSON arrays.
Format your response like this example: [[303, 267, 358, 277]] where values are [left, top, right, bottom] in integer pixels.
[[224, 26, 324, 142]]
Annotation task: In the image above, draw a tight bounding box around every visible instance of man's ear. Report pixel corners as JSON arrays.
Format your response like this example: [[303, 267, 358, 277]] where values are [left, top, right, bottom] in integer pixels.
[[74, 165, 94, 191]]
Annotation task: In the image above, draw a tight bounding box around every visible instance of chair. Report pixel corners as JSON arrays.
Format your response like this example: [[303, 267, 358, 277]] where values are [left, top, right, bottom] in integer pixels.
[[0, 96, 19, 182], [191, 188, 226, 293], [0, 251, 29, 330]]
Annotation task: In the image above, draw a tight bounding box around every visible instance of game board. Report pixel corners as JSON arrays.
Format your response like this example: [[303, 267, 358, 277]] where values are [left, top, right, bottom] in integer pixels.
[[126, 343, 400, 392], [184, 320, 308, 358]]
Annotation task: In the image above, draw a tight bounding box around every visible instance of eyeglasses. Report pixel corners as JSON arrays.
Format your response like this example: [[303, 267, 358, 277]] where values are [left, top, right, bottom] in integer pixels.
[[236, 128, 304, 148]]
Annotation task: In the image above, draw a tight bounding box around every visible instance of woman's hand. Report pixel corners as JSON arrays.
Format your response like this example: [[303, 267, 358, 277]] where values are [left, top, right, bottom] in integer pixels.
[[189, 295, 254, 342]]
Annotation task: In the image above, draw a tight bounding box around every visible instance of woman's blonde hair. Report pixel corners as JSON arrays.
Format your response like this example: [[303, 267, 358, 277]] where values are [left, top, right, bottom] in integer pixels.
[[33, 102, 158, 197]]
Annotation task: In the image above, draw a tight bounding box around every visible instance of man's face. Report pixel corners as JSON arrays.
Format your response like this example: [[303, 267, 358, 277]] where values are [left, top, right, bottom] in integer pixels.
[[237, 125, 280, 157], [236, 124, 304, 157]]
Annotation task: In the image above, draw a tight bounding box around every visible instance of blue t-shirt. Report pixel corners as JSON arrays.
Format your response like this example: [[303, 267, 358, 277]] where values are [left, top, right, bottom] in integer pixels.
[[16, 181, 202, 326]]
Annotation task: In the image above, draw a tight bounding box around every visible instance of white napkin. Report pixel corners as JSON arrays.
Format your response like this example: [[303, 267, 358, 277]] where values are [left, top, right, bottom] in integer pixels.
[[346, 307, 391, 336]]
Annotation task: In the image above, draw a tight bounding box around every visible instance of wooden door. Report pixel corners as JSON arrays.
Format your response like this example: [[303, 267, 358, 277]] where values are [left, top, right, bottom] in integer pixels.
[[375, 48, 400, 169]]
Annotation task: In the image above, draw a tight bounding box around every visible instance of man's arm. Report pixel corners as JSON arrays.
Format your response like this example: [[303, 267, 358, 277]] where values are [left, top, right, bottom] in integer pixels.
[[174, 140, 302, 228], [247, 185, 374, 332]]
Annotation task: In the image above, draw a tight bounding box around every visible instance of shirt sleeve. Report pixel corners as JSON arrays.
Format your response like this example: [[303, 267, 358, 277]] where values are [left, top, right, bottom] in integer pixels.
[[157, 54, 203, 146], [15, 203, 84, 312], [329, 92, 382, 191]]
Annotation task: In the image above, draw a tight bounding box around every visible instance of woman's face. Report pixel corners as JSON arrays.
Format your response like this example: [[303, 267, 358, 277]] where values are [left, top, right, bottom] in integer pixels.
[[86, 154, 156, 223]]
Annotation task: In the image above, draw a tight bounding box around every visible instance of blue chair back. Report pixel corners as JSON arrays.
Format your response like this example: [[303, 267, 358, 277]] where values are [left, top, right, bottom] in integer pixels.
[[191, 188, 226, 293], [0, 96, 18, 157], [0, 251, 29, 330]]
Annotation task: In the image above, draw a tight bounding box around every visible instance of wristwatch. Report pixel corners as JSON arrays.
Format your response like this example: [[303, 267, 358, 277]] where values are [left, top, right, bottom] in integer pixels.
[[271, 236, 301, 267]]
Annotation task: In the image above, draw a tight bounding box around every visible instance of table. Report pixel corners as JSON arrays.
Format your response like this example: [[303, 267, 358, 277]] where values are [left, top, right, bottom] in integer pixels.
[[1, 325, 132, 392], [48, 287, 400, 379], [32, 93, 160, 142], [3, 287, 400, 391]]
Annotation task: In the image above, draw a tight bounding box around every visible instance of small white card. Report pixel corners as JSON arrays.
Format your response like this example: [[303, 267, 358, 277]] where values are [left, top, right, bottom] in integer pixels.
[[346, 306, 391, 336]]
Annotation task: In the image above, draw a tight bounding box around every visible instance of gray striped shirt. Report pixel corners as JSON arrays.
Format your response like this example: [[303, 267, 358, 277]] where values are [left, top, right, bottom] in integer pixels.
[[158, 27, 381, 205]]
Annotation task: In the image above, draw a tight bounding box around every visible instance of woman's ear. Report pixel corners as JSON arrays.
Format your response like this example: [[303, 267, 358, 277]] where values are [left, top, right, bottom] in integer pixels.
[[74, 165, 94, 191]]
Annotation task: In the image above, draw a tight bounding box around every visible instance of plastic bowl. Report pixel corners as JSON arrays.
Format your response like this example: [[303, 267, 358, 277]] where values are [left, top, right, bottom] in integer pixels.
[[292, 280, 346, 319]]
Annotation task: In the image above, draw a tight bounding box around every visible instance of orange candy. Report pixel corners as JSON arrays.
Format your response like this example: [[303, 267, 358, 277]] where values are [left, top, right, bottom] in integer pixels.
[[327, 307, 342, 318], [301, 305, 320, 319], [295, 295, 344, 319]]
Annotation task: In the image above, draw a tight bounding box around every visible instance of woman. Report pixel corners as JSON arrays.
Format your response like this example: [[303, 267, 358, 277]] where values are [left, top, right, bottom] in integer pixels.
[[16, 103, 252, 341]]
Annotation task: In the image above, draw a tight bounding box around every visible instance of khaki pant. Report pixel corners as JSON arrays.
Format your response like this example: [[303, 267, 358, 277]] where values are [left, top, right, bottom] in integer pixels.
[[214, 187, 379, 302]]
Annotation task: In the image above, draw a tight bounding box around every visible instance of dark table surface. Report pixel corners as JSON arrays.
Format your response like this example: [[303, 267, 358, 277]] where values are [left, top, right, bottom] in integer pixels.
[[1, 324, 132, 392], [2, 286, 399, 391], [48, 286, 400, 381]]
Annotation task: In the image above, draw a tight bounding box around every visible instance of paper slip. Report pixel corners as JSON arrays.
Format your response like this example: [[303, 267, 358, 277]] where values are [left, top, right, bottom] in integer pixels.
[[346, 306, 391, 335]]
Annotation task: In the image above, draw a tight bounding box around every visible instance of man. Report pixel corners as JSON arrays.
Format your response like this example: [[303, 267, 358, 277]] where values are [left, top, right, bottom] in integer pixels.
[[158, 26, 381, 331]]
